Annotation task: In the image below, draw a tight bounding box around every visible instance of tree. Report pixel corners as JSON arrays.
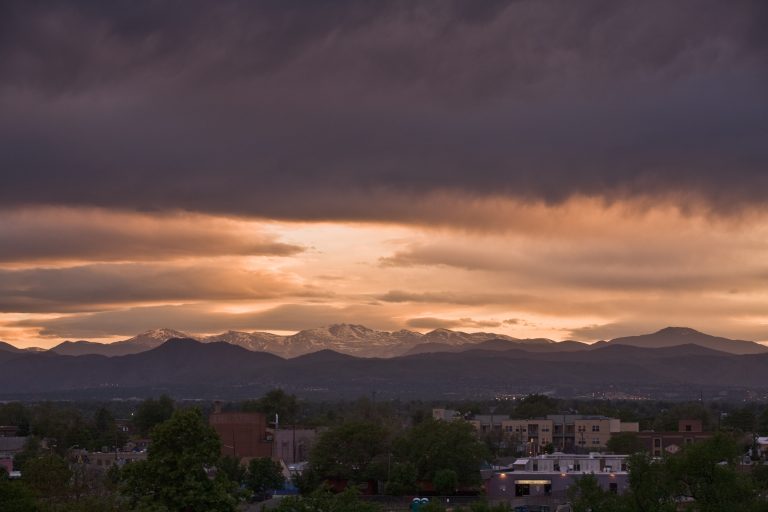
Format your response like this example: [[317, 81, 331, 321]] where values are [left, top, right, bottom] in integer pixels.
[[271, 486, 381, 512], [625, 453, 678, 512], [121, 407, 235, 512], [246, 457, 284, 496], [567, 474, 623, 512], [28, 403, 92, 455], [0, 402, 31, 436], [23, 454, 72, 503], [651, 403, 712, 432], [623, 434, 762, 512], [131, 395, 174, 437], [394, 418, 488, 487], [513, 394, 558, 419], [606, 432, 644, 455], [0, 473, 38, 512], [665, 433, 757, 512], [310, 421, 391, 484], [91, 407, 127, 452], [722, 407, 757, 433], [217, 455, 246, 487], [243, 389, 299, 425], [433, 469, 458, 496], [12, 437, 43, 474], [385, 462, 418, 496]]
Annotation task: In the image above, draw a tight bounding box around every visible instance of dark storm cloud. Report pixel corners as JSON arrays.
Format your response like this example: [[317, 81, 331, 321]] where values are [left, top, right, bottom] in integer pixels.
[[2, 0, 768, 219], [0, 208, 303, 263], [0, 263, 318, 313]]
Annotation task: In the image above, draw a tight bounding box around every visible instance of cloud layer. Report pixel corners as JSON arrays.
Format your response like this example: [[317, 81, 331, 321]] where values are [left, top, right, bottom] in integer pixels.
[[2, 2, 768, 346], [1, 0, 767, 221]]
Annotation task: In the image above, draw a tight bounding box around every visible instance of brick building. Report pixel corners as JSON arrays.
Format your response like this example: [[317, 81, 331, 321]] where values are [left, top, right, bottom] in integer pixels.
[[209, 403, 273, 459], [636, 419, 712, 456]]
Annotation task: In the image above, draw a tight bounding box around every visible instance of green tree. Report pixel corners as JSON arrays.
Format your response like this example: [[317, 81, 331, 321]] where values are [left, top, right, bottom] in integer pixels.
[[131, 395, 174, 437], [606, 432, 644, 455], [12, 437, 43, 474], [246, 457, 284, 495], [567, 474, 623, 512], [622, 434, 763, 512], [513, 394, 558, 419], [394, 418, 488, 487], [243, 389, 299, 424], [217, 455, 246, 489], [310, 421, 391, 484], [651, 403, 712, 432], [433, 469, 458, 496], [722, 407, 757, 432], [625, 453, 678, 512], [0, 402, 31, 436], [91, 407, 127, 452], [385, 462, 418, 495], [758, 408, 768, 433], [29, 403, 92, 455], [666, 433, 757, 512], [0, 473, 38, 512], [22, 454, 72, 504], [121, 407, 235, 512], [271, 486, 380, 512]]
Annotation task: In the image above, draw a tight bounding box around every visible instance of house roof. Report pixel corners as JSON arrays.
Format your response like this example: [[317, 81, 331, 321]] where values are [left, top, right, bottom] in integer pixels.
[[0, 437, 26, 453]]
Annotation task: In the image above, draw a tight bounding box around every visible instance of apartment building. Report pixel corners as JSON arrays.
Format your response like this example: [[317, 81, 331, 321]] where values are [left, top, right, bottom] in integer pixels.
[[501, 419, 554, 456], [470, 414, 510, 434], [435, 409, 638, 453], [547, 415, 639, 451]]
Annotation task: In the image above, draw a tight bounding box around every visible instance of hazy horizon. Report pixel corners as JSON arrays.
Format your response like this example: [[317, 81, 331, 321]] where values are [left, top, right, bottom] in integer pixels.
[[5, 324, 768, 351]]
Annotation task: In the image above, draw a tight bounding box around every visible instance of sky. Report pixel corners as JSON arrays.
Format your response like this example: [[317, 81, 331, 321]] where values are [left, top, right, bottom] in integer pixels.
[[2, 0, 768, 348]]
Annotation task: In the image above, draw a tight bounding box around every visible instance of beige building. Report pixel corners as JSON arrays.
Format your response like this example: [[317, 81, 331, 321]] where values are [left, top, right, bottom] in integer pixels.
[[501, 419, 554, 455], [548, 415, 639, 451]]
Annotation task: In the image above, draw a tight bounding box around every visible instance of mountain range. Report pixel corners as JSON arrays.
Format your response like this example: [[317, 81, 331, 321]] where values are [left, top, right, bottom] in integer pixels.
[[1, 332, 767, 400], [40, 324, 538, 358], [12, 324, 764, 360]]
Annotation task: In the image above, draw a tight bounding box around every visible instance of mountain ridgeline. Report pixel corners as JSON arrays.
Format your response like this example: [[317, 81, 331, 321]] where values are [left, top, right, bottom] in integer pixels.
[[33, 324, 768, 358], [0, 326, 767, 400]]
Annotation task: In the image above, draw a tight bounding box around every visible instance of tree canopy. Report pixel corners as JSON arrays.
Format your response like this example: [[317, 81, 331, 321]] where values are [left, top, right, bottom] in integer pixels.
[[121, 407, 234, 512], [309, 421, 391, 483], [393, 418, 488, 487], [131, 395, 174, 437]]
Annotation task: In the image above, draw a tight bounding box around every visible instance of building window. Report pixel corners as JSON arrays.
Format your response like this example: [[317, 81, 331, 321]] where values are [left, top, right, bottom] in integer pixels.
[[592, 425, 600, 432], [685, 424, 692, 432], [592, 438, 600, 445], [573, 463, 581, 471], [609, 482, 618, 494]]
